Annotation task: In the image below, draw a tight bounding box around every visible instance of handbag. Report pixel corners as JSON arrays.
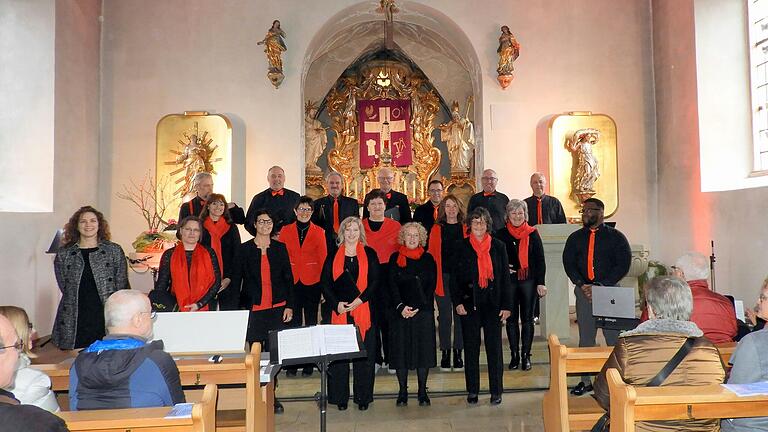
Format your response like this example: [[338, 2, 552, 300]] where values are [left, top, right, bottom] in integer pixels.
[[148, 289, 179, 312], [590, 337, 697, 432]]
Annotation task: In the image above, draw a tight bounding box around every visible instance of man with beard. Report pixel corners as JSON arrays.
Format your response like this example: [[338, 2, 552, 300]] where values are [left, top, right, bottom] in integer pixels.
[[562, 197, 631, 396]]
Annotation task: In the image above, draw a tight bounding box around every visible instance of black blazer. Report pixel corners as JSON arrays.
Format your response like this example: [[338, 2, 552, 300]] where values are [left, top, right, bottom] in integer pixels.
[[200, 219, 242, 279], [387, 252, 437, 312], [312, 194, 360, 250], [244, 188, 301, 236], [321, 246, 379, 317], [451, 237, 513, 312], [494, 227, 546, 286], [412, 201, 439, 234], [227, 239, 295, 311], [523, 194, 566, 225]]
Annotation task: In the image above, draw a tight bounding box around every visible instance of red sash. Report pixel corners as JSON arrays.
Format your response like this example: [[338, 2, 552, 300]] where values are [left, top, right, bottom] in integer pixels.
[[170, 243, 214, 311], [506, 222, 536, 280], [363, 218, 401, 263], [203, 217, 230, 273], [469, 234, 494, 289], [427, 224, 468, 296]]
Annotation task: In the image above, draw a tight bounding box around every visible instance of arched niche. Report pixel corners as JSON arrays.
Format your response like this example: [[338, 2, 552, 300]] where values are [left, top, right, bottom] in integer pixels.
[[301, 1, 483, 202]]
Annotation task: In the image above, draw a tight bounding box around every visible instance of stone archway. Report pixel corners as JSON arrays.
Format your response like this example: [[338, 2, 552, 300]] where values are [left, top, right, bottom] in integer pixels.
[[301, 1, 483, 202]]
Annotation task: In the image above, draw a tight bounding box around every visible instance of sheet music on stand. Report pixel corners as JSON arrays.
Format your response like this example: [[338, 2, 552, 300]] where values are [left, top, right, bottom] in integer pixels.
[[274, 325, 360, 363]]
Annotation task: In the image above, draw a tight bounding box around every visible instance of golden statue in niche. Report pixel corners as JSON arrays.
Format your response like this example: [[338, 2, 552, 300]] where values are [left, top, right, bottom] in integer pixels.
[[166, 122, 222, 199], [439, 98, 474, 174], [566, 128, 601, 202], [258, 19, 287, 88]]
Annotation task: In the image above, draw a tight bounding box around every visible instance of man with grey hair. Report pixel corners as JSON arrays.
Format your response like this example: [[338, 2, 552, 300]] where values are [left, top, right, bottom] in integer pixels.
[[467, 169, 509, 232], [593, 276, 725, 432], [69, 290, 184, 410], [245, 166, 301, 236], [640, 252, 737, 343], [362, 167, 412, 223], [523, 172, 566, 226], [0, 315, 68, 431], [178, 172, 245, 222]]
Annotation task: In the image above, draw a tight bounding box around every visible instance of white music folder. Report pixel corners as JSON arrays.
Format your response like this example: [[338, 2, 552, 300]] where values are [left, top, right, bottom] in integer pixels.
[[151, 310, 249, 354]]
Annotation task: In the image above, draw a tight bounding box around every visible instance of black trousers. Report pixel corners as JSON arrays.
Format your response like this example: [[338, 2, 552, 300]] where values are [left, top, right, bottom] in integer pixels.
[[291, 282, 321, 328], [460, 303, 504, 396], [505, 278, 537, 356], [328, 324, 378, 406]]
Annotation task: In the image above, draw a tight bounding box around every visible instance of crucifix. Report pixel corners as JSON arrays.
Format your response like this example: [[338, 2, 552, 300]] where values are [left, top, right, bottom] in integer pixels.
[[363, 106, 406, 157], [379, 0, 399, 49]]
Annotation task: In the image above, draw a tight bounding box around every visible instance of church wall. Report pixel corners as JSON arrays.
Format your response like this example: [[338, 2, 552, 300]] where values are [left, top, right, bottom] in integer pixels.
[[101, 0, 656, 281], [0, 0, 101, 334], [654, 0, 768, 302]]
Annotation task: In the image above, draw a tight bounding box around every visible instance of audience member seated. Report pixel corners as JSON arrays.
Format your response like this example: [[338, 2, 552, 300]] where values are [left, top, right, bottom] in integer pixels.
[[594, 275, 726, 432], [0, 315, 68, 431], [640, 252, 737, 344], [0, 306, 59, 412], [722, 276, 768, 432], [69, 290, 185, 410]]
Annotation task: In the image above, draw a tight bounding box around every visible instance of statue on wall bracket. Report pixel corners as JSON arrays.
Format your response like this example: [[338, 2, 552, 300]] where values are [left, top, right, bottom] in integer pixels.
[[496, 26, 520, 90], [548, 111, 617, 222], [258, 20, 287, 89]]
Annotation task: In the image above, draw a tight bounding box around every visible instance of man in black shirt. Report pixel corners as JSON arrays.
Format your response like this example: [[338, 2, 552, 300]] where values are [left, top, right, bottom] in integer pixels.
[[524, 172, 566, 226], [312, 172, 360, 253], [178, 172, 245, 223], [562, 197, 631, 395], [245, 166, 300, 236], [362, 167, 412, 222], [412, 179, 444, 234], [0, 315, 68, 432], [467, 169, 509, 232]]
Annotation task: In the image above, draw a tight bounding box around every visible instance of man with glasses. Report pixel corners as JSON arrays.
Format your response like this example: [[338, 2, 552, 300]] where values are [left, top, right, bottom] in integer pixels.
[[245, 166, 301, 236], [413, 179, 444, 234], [312, 172, 360, 253], [562, 197, 631, 396], [362, 167, 412, 223], [69, 290, 185, 410], [0, 315, 68, 431], [467, 169, 509, 232]]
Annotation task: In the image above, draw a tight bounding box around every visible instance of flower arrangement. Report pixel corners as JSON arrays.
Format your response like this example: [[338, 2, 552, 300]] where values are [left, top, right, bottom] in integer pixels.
[[117, 172, 179, 253]]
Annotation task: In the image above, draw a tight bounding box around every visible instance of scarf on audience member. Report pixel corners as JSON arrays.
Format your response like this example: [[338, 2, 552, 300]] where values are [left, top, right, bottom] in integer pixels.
[[396, 245, 424, 268], [469, 233, 494, 289], [506, 221, 536, 280], [203, 216, 230, 273], [170, 243, 214, 311], [331, 242, 371, 340]]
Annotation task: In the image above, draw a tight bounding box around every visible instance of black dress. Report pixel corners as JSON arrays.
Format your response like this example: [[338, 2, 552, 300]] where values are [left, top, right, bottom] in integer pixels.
[[387, 252, 437, 370], [74, 248, 105, 348]]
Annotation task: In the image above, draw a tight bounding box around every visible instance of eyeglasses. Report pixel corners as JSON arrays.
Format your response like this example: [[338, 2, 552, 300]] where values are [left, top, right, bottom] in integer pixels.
[[140, 311, 157, 320], [759, 294, 768, 302], [428, 189, 443, 193], [579, 207, 602, 214], [256, 219, 274, 225], [481, 177, 498, 181], [296, 208, 313, 213], [509, 211, 525, 216], [0, 340, 24, 352]]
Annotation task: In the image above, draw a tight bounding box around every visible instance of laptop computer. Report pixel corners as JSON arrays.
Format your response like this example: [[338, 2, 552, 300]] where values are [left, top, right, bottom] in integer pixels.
[[592, 286, 639, 331]]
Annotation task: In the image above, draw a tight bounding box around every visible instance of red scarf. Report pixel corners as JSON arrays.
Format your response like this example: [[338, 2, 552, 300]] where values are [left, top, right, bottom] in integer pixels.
[[170, 243, 214, 311], [428, 224, 468, 296], [363, 218, 401, 263], [330, 243, 371, 340], [396, 245, 424, 268], [469, 234, 494, 289], [506, 222, 536, 280], [203, 216, 230, 273]]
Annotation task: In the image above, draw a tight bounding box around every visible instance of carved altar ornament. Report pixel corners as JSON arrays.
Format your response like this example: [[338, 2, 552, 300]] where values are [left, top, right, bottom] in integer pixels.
[[496, 25, 520, 90], [566, 128, 601, 202], [439, 98, 475, 174], [304, 100, 328, 174], [257, 19, 287, 88]]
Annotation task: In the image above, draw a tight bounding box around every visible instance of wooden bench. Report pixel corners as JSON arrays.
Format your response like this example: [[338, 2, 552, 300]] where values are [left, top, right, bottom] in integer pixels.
[[542, 334, 736, 432], [606, 368, 768, 432], [57, 383, 217, 432]]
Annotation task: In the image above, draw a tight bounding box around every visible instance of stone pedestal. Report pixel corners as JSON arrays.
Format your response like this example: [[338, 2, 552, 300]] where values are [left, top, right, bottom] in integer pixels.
[[537, 223, 580, 343], [621, 244, 650, 305]]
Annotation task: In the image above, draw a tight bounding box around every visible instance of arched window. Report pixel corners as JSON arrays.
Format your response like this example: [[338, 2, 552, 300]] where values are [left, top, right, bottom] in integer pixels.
[[748, 0, 768, 172]]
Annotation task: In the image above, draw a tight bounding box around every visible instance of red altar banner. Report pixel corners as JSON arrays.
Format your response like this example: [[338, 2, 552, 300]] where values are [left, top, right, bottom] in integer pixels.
[[358, 99, 412, 168]]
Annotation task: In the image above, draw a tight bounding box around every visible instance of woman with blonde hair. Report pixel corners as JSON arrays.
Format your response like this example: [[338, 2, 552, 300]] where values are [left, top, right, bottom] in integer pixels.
[[0, 306, 59, 412]]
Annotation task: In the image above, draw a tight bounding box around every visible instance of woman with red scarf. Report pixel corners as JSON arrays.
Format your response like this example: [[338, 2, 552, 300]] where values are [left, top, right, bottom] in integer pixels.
[[427, 194, 467, 371], [494, 199, 546, 371], [321, 216, 380, 412], [452, 207, 512, 406], [155, 216, 221, 312], [388, 223, 437, 407], [362, 189, 400, 370], [199, 193, 241, 310]]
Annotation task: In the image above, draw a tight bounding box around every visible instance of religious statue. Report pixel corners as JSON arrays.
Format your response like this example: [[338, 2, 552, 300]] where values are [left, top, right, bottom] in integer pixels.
[[378, 0, 399, 49], [304, 100, 328, 174], [439, 98, 474, 174], [496, 26, 520, 90], [257, 20, 287, 88], [566, 128, 601, 201], [173, 132, 217, 199]]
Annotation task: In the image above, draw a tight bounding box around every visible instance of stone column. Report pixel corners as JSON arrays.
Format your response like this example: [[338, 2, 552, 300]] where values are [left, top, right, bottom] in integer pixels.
[[537, 224, 580, 343]]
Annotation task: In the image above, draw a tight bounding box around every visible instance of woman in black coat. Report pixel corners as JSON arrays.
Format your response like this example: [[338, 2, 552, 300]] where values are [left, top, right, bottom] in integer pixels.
[[451, 207, 512, 406], [494, 199, 546, 371], [388, 222, 437, 407], [321, 216, 380, 412], [199, 193, 242, 310]]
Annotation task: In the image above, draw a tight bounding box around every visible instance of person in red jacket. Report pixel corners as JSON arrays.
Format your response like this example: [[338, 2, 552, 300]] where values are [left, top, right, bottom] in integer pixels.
[[279, 196, 327, 376], [640, 252, 737, 343]]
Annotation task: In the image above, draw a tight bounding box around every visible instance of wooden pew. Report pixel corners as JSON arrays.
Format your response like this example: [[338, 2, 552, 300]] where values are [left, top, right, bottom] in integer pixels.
[[57, 383, 217, 432], [606, 368, 768, 432], [542, 334, 736, 432]]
